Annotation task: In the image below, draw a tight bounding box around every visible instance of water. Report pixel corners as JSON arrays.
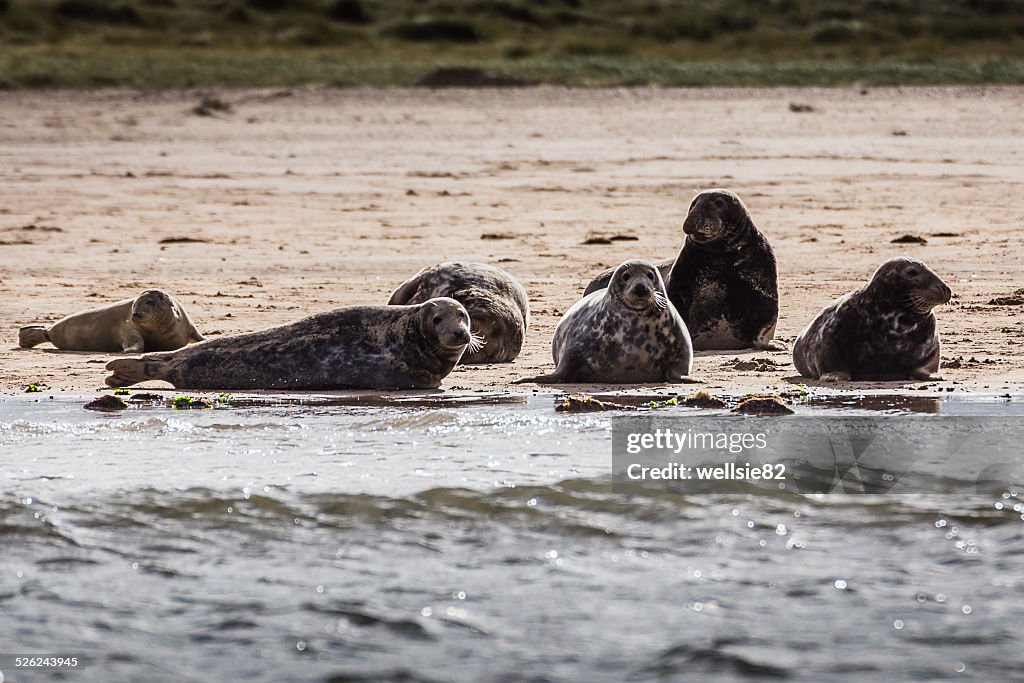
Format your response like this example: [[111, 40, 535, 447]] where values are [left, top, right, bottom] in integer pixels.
[[2, 394, 1023, 682]]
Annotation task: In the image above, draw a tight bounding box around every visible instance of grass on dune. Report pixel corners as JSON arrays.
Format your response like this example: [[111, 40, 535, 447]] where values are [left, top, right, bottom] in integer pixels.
[[2, 0, 1024, 87], [4, 50, 1024, 89]]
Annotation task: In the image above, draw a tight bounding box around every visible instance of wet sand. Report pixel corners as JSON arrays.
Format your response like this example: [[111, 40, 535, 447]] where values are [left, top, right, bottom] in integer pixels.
[[1, 87, 1022, 396]]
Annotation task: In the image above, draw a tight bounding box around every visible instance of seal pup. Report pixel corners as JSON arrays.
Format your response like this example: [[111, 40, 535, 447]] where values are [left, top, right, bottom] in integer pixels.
[[105, 297, 480, 390], [793, 257, 952, 381], [388, 262, 530, 364], [515, 260, 692, 384], [583, 189, 780, 351], [18, 289, 203, 353]]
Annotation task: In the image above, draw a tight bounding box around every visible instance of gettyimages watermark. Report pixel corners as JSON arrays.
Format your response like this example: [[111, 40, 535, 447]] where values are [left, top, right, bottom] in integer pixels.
[[611, 417, 1024, 495]]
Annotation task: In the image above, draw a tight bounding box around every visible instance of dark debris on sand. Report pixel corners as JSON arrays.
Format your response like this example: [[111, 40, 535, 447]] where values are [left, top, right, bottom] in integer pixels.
[[556, 394, 633, 412], [415, 67, 537, 88], [732, 395, 794, 415], [891, 234, 927, 244], [988, 289, 1024, 306], [680, 391, 728, 409], [84, 395, 128, 412], [192, 96, 233, 117]]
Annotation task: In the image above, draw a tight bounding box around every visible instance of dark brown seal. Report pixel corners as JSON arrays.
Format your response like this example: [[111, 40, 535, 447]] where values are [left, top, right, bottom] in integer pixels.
[[388, 262, 529, 364], [18, 289, 203, 353], [583, 189, 780, 350], [793, 257, 952, 381], [515, 259, 692, 384], [105, 297, 478, 390]]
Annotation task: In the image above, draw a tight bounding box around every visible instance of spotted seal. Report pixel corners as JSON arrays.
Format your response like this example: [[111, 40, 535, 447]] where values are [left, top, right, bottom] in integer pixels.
[[583, 189, 780, 350], [793, 257, 952, 382], [388, 261, 529, 364], [515, 259, 692, 384], [105, 297, 479, 390], [18, 289, 203, 353]]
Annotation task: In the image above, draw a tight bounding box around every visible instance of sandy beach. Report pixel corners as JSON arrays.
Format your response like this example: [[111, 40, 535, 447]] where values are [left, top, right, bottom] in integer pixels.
[[1, 86, 1022, 396]]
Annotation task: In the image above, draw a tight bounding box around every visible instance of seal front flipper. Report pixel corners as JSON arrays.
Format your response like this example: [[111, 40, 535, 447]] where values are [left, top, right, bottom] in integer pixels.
[[512, 373, 559, 385], [105, 356, 174, 388], [18, 326, 50, 348], [121, 326, 146, 353], [911, 347, 942, 380], [752, 322, 786, 351], [819, 370, 852, 383]]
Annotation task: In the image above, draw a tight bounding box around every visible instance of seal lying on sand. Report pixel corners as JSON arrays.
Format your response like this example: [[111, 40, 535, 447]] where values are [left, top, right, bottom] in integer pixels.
[[105, 298, 480, 390], [388, 262, 529, 364], [583, 189, 780, 351], [793, 257, 952, 381], [19, 289, 203, 353], [515, 260, 692, 384]]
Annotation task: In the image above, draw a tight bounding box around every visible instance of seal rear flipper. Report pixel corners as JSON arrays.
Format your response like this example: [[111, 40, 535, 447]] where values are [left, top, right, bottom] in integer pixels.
[[18, 326, 50, 348], [512, 371, 565, 385], [387, 275, 426, 305], [105, 357, 173, 388]]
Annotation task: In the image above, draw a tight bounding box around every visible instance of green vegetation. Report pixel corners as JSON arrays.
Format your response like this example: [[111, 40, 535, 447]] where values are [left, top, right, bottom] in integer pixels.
[[1, 0, 1024, 87], [646, 396, 680, 409], [169, 395, 211, 409], [24, 382, 43, 393], [113, 387, 130, 395]]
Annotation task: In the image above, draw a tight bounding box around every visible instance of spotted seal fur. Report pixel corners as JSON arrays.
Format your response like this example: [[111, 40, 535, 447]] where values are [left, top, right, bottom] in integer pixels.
[[516, 259, 692, 384], [105, 298, 479, 390], [388, 262, 529, 364], [584, 189, 780, 351], [793, 257, 952, 381]]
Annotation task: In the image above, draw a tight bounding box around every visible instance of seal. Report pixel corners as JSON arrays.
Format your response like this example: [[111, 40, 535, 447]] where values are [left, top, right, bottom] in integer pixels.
[[515, 259, 692, 384], [388, 261, 530, 364], [583, 189, 780, 351], [104, 297, 480, 390], [18, 289, 203, 353], [793, 257, 952, 381]]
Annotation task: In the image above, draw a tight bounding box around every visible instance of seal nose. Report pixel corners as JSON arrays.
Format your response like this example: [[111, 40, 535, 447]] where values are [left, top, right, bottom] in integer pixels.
[[454, 329, 469, 344], [632, 283, 650, 298], [941, 284, 952, 302], [682, 216, 698, 235]]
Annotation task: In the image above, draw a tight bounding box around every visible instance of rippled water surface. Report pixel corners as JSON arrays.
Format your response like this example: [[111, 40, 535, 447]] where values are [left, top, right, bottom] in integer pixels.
[[2, 394, 1023, 682]]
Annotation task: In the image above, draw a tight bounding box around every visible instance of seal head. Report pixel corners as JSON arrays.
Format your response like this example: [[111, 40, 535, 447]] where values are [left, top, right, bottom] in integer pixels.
[[418, 297, 480, 362]]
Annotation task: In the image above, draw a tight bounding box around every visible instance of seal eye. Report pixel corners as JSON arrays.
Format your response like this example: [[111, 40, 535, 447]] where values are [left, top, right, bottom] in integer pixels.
[[906, 268, 920, 278], [433, 315, 442, 324], [622, 273, 631, 282]]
